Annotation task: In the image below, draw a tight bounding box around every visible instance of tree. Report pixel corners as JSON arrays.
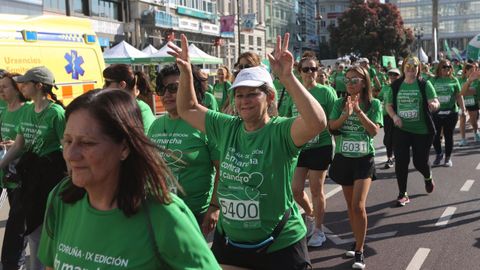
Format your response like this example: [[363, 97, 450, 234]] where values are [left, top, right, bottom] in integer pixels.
[[329, 1, 414, 58]]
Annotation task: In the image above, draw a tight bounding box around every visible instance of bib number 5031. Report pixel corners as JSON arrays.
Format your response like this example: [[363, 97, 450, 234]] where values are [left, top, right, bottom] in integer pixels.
[[219, 198, 259, 221], [342, 141, 367, 153]]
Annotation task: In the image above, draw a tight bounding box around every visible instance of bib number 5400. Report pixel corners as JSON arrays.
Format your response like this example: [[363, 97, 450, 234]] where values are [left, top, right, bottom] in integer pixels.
[[219, 198, 259, 221]]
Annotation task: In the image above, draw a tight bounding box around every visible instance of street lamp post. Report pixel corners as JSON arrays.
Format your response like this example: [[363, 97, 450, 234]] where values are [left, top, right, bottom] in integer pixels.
[[237, 0, 241, 58], [414, 27, 424, 59]]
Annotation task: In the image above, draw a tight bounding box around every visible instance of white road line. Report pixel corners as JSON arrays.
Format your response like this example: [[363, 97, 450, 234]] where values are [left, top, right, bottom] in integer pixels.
[[322, 226, 353, 245], [325, 186, 342, 199], [406, 248, 431, 270], [476, 162, 480, 170], [435, 207, 457, 226], [460, 180, 475, 192]]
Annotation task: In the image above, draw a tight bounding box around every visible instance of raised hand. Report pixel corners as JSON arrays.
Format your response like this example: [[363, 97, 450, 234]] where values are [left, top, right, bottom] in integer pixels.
[[167, 34, 191, 73], [468, 70, 480, 81], [343, 96, 354, 116], [267, 34, 294, 78]]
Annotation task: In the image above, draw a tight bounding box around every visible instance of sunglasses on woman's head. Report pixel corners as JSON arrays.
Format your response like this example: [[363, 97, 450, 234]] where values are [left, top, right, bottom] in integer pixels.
[[301, 67, 318, 73], [442, 65, 452, 70], [405, 64, 418, 70], [156, 83, 178, 96], [237, 64, 253, 70], [344, 77, 363, 85]]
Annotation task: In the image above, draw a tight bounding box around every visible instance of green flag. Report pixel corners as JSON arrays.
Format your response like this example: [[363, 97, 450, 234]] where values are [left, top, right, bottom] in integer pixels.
[[444, 40, 452, 59]]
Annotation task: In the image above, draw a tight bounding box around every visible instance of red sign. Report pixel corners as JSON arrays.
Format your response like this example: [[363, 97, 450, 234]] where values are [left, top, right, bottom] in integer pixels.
[[327, 12, 343, 19]]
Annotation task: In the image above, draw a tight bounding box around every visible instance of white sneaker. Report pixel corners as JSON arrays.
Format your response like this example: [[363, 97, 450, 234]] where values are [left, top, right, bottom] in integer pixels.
[[307, 229, 327, 247], [305, 215, 315, 238]]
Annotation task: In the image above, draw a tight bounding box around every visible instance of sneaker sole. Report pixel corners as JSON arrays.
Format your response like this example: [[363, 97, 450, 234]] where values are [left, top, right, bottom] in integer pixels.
[[346, 251, 355, 258], [352, 262, 366, 269]]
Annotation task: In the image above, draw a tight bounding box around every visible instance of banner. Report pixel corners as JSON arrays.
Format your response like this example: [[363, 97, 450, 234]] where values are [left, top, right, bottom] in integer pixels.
[[467, 34, 480, 60], [451, 47, 463, 60], [443, 40, 452, 59], [382, 56, 396, 68], [241, 13, 256, 32], [220, 15, 235, 38]]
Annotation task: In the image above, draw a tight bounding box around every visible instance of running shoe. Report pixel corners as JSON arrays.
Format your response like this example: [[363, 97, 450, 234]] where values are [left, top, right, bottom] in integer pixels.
[[475, 133, 480, 143], [425, 178, 435, 193], [396, 195, 410, 207], [352, 251, 366, 269], [305, 215, 316, 238], [444, 158, 453, 167], [433, 153, 444, 166], [346, 242, 356, 258], [458, 139, 468, 147], [308, 229, 327, 247], [383, 158, 394, 169]]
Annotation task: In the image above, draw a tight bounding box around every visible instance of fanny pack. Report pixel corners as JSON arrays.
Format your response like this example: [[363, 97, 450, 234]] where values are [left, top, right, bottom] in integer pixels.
[[221, 208, 291, 253]]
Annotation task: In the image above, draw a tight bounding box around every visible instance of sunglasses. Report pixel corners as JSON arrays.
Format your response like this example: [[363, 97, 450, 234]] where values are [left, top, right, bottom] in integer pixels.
[[405, 64, 419, 70], [442, 66, 452, 70], [301, 67, 318, 73], [344, 77, 363, 85], [156, 83, 178, 96], [237, 64, 253, 70], [388, 73, 400, 77]]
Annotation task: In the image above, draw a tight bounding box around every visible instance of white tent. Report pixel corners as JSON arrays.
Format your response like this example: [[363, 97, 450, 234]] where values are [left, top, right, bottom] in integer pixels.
[[187, 44, 223, 64], [103, 41, 150, 64], [141, 44, 158, 55], [150, 42, 178, 63]]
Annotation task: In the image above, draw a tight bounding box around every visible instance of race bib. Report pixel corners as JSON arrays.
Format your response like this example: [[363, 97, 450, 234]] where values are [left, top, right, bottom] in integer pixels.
[[398, 109, 419, 120], [438, 95, 451, 103], [214, 91, 223, 100], [464, 97, 476, 106], [219, 198, 259, 221], [341, 140, 368, 154]]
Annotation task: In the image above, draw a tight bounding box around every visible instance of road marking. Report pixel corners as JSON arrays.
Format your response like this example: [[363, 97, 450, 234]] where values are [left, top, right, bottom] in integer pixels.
[[460, 180, 475, 192], [325, 186, 342, 199], [435, 207, 456, 226], [406, 248, 431, 270], [476, 162, 480, 170], [323, 225, 397, 245]]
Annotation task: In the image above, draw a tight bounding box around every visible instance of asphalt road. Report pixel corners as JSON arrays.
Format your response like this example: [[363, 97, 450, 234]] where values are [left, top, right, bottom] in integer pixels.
[[0, 126, 478, 270]]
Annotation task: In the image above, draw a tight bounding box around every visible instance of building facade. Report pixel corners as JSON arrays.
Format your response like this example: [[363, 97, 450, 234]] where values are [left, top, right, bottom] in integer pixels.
[[390, 0, 480, 57]]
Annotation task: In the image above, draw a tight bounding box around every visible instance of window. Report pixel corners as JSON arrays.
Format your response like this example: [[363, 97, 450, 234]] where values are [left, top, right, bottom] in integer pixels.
[[329, 19, 335, 26], [249, 35, 254, 46], [240, 34, 245, 43], [257, 37, 262, 46], [320, 6, 325, 13], [91, 0, 121, 21], [321, 21, 326, 28], [329, 4, 335, 12], [44, 0, 66, 11], [73, 0, 89, 15]]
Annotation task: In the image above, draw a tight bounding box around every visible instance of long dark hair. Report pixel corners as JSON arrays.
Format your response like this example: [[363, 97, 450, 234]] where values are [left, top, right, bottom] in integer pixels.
[[156, 64, 205, 104], [40, 84, 65, 109], [1, 73, 28, 102], [60, 89, 174, 216], [344, 66, 373, 112], [103, 64, 151, 96]]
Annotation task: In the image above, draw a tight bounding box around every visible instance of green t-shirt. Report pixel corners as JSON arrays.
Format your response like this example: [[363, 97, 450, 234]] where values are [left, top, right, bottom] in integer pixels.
[[460, 78, 479, 107], [0, 103, 29, 188], [385, 80, 437, 135], [289, 84, 336, 149], [0, 100, 7, 116], [430, 77, 461, 112], [329, 98, 383, 158], [38, 180, 220, 270], [275, 78, 291, 117], [332, 71, 346, 92], [378, 85, 391, 116], [205, 110, 305, 252], [147, 114, 218, 215], [203, 92, 219, 111], [16, 102, 65, 156], [137, 99, 156, 134], [213, 81, 232, 108]]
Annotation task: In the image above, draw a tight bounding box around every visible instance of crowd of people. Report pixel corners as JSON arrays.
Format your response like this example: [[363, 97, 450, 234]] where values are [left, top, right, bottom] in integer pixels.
[[0, 32, 478, 270]]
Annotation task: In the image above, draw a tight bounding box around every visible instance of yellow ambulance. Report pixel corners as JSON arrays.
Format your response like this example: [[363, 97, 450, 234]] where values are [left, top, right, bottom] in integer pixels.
[[0, 14, 105, 104]]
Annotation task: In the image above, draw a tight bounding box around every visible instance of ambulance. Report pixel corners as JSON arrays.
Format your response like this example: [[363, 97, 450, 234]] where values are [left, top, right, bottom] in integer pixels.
[[0, 14, 105, 104]]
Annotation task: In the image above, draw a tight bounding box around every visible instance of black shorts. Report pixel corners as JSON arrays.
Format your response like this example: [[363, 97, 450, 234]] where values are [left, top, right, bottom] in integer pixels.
[[296, 145, 333, 170], [328, 154, 375, 186], [465, 104, 479, 112], [211, 229, 311, 270]]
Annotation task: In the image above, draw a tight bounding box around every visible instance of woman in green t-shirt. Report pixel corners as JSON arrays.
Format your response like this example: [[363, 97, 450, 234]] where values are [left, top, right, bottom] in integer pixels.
[[0, 73, 29, 270], [171, 34, 326, 269], [38, 89, 220, 270], [385, 56, 440, 207], [430, 59, 465, 167], [328, 66, 383, 270], [0, 66, 67, 270], [149, 64, 220, 235], [103, 64, 156, 133], [458, 63, 480, 145], [213, 66, 232, 110]]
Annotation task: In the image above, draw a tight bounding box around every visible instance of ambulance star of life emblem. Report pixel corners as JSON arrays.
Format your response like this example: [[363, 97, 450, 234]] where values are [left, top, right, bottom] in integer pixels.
[[64, 50, 85, 80]]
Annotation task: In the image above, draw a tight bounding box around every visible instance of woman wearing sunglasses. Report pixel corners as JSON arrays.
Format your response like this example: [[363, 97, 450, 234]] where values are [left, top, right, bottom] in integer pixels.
[[328, 66, 383, 269], [102, 64, 156, 133], [385, 56, 439, 207], [459, 64, 480, 145], [148, 64, 220, 235], [290, 55, 337, 248], [171, 33, 326, 269], [430, 59, 465, 167]]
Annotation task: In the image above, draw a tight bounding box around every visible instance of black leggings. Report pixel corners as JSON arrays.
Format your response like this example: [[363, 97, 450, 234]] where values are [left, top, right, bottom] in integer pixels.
[[433, 113, 458, 157], [383, 114, 394, 158], [393, 128, 433, 196]]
